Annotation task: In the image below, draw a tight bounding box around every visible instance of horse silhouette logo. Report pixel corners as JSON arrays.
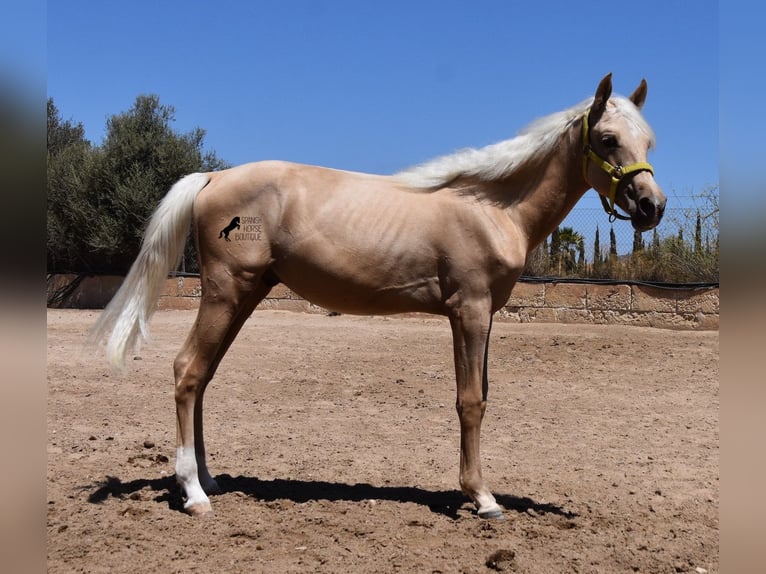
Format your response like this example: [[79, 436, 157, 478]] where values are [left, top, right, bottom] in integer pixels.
[[219, 217, 240, 241]]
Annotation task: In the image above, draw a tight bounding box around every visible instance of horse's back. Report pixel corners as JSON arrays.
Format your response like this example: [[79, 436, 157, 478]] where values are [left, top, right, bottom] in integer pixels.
[[205, 160, 394, 196], [196, 159, 432, 228]]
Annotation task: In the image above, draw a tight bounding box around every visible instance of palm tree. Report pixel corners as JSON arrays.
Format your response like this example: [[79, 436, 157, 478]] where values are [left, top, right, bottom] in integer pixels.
[[555, 226, 585, 275]]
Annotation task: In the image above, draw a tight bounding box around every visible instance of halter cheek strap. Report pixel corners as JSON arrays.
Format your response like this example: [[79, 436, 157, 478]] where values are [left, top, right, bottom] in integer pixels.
[[581, 108, 654, 222]]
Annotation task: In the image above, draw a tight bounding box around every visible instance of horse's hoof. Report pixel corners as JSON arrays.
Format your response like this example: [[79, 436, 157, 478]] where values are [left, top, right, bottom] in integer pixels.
[[185, 501, 214, 517], [478, 507, 505, 520]]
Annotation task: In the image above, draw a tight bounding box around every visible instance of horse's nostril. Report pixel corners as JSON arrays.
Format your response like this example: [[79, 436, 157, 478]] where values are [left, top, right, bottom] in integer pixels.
[[638, 197, 656, 220]]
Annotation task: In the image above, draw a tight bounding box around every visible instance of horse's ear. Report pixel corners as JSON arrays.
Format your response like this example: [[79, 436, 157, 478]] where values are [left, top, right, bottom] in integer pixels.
[[590, 73, 613, 124], [629, 78, 648, 109]]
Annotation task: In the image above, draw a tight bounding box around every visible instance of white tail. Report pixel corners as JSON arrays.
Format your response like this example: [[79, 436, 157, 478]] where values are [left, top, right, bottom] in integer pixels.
[[88, 172, 211, 369]]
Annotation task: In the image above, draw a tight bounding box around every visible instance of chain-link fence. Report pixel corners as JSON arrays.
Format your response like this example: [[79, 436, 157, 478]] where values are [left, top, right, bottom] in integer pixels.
[[523, 188, 719, 285]]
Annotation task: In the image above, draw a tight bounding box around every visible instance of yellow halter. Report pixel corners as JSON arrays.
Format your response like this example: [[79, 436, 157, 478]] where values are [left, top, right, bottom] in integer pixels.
[[581, 108, 654, 222]]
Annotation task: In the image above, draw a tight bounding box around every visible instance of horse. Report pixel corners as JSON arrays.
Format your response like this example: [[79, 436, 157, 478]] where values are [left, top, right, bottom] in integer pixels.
[[89, 73, 666, 519]]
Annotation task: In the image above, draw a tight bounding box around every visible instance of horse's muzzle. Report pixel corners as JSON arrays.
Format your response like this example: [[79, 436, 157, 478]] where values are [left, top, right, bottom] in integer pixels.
[[630, 193, 666, 231], [622, 173, 666, 232]]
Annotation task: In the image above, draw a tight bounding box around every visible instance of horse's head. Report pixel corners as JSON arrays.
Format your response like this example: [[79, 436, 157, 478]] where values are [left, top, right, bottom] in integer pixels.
[[583, 73, 666, 231]]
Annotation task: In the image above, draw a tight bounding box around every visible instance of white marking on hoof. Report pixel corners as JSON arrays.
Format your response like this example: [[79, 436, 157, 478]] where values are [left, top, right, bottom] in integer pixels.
[[176, 446, 213, 513], [469, 489, 504, 519]]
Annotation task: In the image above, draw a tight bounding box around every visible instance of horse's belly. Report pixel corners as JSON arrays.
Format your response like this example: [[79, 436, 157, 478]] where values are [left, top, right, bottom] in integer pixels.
[[272, 259, 444, 316]]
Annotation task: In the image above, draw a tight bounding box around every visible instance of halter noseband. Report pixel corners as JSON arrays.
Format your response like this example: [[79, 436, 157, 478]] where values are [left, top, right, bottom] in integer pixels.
[[581, 108, 654, 222]]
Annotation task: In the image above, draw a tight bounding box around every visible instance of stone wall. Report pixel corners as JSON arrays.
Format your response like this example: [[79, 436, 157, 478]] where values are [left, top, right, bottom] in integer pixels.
[[499, 281, 718, 329], [47, 274, 719, 330]]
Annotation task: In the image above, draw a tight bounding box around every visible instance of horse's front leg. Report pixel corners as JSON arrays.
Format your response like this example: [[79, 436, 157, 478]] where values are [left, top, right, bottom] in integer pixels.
[[449, 305, 504, 519]]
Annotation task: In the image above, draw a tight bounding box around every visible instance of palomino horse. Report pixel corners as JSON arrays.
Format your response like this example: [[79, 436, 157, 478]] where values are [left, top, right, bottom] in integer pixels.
[[90, 74, 666, 519]]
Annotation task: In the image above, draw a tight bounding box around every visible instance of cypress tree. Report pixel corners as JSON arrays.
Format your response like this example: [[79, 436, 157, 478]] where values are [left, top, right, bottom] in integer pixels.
[[633, 229, 644, 252], [593, 225, 601, 265], [694, 210, 703, 254]]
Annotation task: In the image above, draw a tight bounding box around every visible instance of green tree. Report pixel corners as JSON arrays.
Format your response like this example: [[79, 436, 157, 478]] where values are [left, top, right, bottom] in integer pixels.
[[609, 226, 617, 257], [47, 95, 229, 273], [47, 99, 95, 272], [47, 99, 88, 155]]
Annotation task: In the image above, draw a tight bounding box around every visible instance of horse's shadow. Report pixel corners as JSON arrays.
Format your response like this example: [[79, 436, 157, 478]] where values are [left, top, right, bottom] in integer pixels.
[[86, 473, 577, 520]]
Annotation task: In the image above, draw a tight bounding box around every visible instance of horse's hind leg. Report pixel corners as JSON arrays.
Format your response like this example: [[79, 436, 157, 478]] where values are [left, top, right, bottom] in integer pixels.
[[173, 277, 271, 515], [192, 279, 275, 496]]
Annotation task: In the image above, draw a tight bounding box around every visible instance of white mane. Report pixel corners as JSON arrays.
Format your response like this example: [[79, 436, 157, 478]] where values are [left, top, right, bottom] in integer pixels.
[[394, 95, 654, 189]]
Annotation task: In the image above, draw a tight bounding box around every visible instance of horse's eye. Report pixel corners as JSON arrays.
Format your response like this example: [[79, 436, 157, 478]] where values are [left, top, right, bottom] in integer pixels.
[[602, 135, 618, 149]]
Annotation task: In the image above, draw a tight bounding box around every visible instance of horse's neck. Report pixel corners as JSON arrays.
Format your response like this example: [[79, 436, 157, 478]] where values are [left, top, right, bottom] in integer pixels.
[[434, 123, 589, 252], [500, 127, 589, 251]]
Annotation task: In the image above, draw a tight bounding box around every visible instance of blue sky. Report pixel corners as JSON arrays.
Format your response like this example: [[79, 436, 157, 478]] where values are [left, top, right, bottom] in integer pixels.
[[45, 1, 719, 252]]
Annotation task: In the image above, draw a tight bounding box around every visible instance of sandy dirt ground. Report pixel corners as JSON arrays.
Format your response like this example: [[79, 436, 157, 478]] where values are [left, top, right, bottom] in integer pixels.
[[47, 309, 718, 573]]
